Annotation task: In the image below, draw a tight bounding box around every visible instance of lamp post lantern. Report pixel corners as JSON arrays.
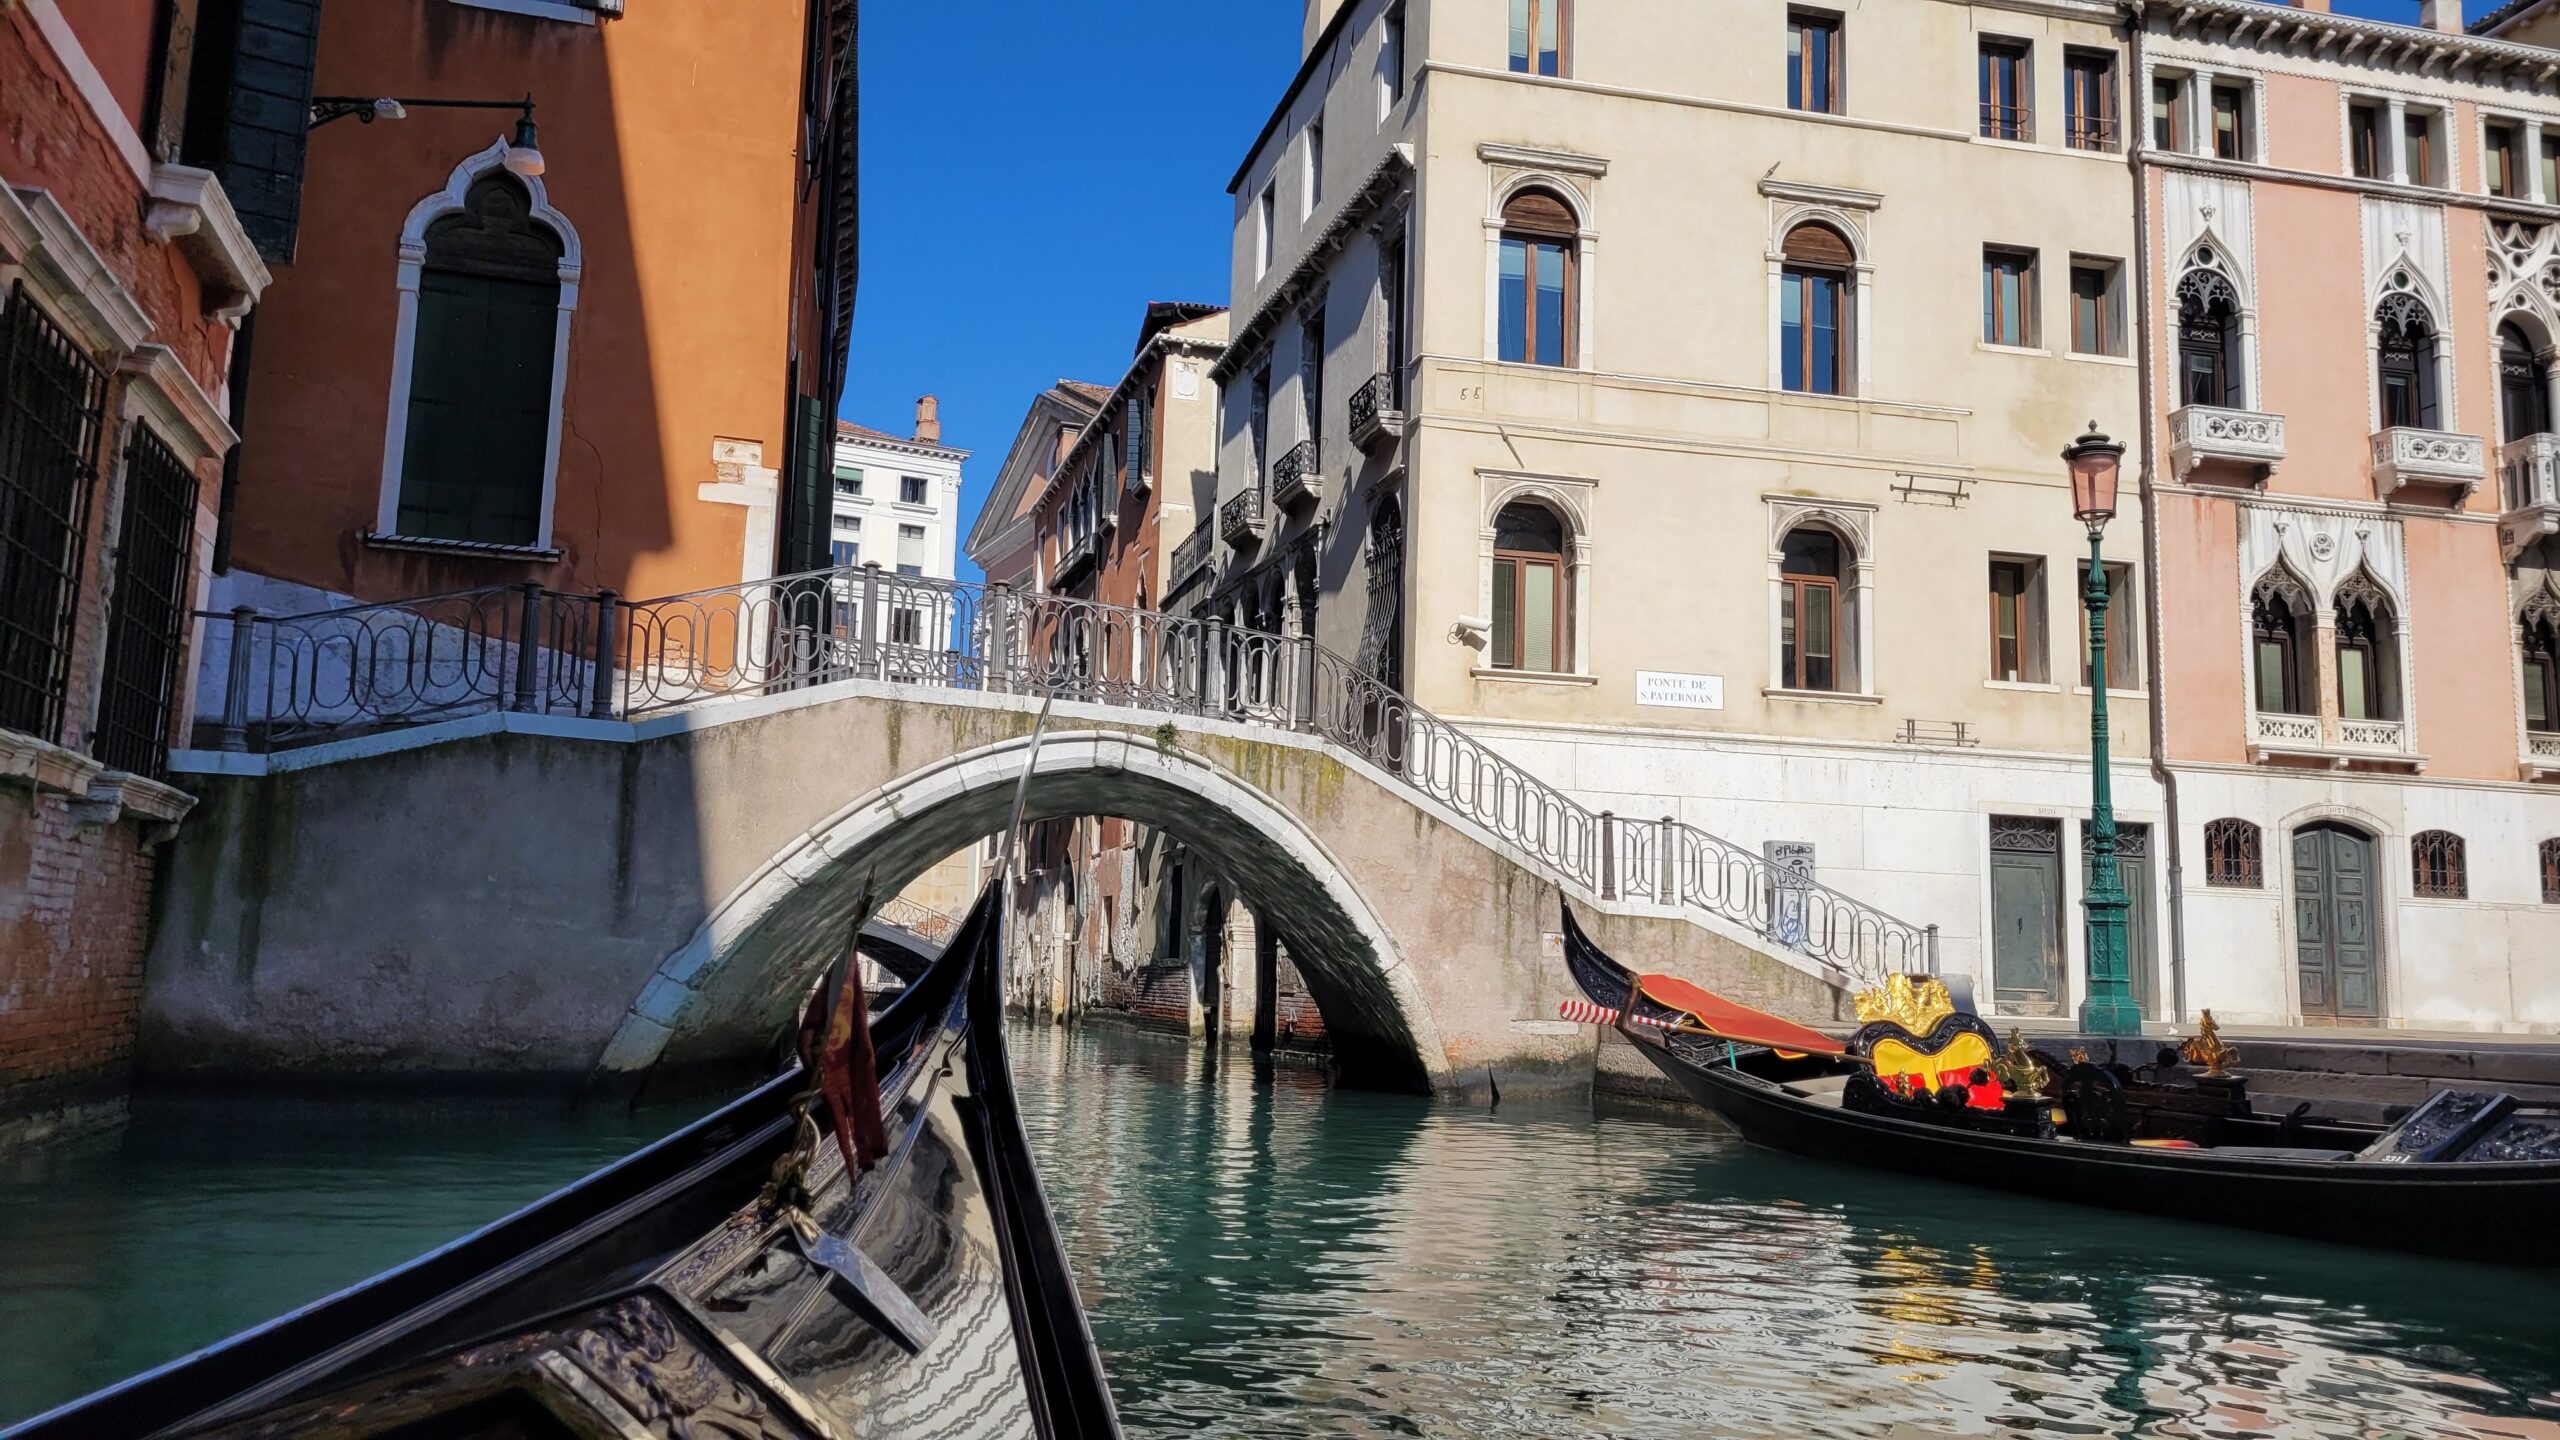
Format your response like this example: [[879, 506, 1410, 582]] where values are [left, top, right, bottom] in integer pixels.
[[2066, 422, 2144, 1037]]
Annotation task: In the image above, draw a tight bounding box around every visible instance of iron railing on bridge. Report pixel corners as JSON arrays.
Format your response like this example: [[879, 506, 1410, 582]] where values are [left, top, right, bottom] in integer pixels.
[[195, 563, 1938, 988]]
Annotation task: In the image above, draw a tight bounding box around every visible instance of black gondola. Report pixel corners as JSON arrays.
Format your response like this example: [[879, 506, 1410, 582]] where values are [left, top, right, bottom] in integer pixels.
[[1563, 900, 2560, 1267], [4, 872, 1121, 1439]]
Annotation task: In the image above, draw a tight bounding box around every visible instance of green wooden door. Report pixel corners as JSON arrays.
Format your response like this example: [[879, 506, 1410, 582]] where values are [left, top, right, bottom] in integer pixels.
[[2293, 824, 2382, 1021], [1991, 817, 2064, 1015]]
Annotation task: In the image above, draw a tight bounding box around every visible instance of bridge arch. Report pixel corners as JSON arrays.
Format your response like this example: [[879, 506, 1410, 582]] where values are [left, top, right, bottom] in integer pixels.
[[596, 729, 1452, 1096]]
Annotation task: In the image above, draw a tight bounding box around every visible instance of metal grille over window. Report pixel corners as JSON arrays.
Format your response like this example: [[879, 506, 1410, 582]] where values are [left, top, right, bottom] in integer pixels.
[[2203, 818, 2262, 888], [2542, 838, 2560, 905], [95, 427, 202, 776], [0, 283, 110, 743], [2410, 829, 2468, 900]]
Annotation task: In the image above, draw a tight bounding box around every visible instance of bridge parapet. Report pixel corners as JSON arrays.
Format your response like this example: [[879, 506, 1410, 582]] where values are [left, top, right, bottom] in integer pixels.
[[192, 564, 1937, 992]]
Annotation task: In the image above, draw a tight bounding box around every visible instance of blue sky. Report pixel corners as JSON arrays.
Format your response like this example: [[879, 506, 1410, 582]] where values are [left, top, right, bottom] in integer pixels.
[[842, 0, 2472, 578]]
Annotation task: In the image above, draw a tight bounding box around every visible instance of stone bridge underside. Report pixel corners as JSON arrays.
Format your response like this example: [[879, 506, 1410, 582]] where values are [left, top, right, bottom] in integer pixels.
[[142, 681, 1841, 1100]]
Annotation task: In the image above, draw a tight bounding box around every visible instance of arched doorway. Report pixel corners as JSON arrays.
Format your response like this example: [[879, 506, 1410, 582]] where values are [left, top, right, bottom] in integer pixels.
[[1191, 881, 1228, 1037], [2292, 822, 2382, 1022]]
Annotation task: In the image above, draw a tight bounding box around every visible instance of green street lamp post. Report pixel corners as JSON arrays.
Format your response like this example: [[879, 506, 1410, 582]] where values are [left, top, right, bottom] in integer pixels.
[[2067, 423, 2144, 1037]]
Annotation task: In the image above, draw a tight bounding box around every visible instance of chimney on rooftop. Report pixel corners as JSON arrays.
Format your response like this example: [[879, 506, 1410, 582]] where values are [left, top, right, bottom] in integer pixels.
[[914, 394, 941, 445], [2419, 0, 2461, 31]]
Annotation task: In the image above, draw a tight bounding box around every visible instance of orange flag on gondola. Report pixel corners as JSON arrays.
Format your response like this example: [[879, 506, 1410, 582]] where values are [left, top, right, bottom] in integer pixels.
[[817, 943, 891, 1173], [1634, 973, 1847, 1057]]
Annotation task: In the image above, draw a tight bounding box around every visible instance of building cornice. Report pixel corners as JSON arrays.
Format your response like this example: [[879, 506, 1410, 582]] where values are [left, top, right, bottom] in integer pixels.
[[2141, 146, 2560, 216], [3, 186, 153, 354], [833, 430, 970, 464], [1041, 331, 1228, 513], [2138, 0, 2560, 96], [1476, 143, 1610, 178], [1758, 178, 1885, 211], [1214, 148, 1412, 386], [119, 344, 238, 462], [143, 164, 273, 320]]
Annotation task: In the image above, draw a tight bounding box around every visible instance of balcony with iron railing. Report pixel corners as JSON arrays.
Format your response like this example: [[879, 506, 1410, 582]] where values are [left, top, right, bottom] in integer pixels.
[[2372, 426, 2485, 503], [186, 561, 1945, 992], [1349, 371, 1405, 452], [2168, 404, 2286, 481], [1221, 487, 1268, 547], [1171, 522, 1217, 586], [1271, 440, 1321, 510], [2500, 432, 2560, 559]]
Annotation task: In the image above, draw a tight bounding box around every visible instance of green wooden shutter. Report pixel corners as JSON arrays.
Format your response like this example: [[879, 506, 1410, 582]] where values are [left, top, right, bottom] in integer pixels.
[[184, 0, 321, 264], [398, 271, 556, 544]]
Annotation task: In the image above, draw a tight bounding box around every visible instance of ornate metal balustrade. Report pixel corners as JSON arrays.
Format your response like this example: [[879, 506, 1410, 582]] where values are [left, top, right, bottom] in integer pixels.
[[1348, 372, 1403, 452], [1271, 440, 1322, 510], [1170, 523, 1217, 588], [199, 563, 1939, 989], [1220, 488, 1267, 547]]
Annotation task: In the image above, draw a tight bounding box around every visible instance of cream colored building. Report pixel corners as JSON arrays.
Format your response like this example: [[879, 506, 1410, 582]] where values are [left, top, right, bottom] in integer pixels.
[[1199, 0, 2173, 1021]]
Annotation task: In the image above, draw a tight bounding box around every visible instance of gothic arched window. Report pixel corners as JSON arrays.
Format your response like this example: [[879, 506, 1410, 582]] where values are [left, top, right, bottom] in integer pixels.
[[2176, 265, 2245, 409], [2376, 291, 2442, 432]]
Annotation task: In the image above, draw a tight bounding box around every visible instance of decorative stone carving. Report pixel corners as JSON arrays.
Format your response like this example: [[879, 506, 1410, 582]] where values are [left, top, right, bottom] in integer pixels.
[[2241, 504, 2407, 616]]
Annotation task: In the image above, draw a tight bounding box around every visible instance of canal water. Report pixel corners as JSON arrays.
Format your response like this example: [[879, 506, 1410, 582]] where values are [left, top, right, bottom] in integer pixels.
[[0, 1022, 2553, 1437]]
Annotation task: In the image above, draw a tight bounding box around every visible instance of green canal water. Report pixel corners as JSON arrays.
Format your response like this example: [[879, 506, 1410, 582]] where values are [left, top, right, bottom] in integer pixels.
[[1, 1021, 2555, 1437]]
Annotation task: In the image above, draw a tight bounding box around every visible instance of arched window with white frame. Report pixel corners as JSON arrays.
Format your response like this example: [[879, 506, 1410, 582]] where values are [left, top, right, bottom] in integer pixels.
[[376, 142, 581, 552], [2374, 291, 2443, 432], [1767, 506, 1870, 695]]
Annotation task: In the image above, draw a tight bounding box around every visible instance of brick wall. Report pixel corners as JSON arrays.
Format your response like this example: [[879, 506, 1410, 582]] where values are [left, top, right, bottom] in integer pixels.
[[1099, 963, 1196, 1034], [0, 795, 156, 1140], [1270, 949, 1328, 1048]]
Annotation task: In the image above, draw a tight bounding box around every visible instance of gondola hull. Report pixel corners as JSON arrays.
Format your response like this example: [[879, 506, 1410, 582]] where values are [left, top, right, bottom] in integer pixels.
[[1631, 1035, 2560, 1266]]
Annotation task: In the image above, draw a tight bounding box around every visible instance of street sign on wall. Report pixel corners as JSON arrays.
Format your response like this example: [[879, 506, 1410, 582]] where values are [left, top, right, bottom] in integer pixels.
[[1636, 671, 1724, 710]]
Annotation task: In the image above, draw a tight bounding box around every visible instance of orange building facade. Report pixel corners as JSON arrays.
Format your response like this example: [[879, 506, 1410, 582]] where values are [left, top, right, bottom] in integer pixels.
[[1, 0, 265, 1142], [213, 0, 855, 618], [2140, 0, 2560, 1031]]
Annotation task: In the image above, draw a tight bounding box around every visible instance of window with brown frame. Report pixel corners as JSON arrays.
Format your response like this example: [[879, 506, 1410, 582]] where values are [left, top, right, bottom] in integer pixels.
[[1497, 189, 1578, 368], [2403, 111, 2439, 186], [1789, 9, 1842, 115], [2545, 134, 2560, 207], [1779, 528, 1844, 691], [1780, 222, 1854, 395], [2211, 80, 2252, 161], [1508, 0, 1568, 77], [2542, 838, 2560, 904], [2079, 560, 2138, 690], [2063, 49, 2117, 151], [2522, 610, 2560, 734], [2151, 74, 2187, 152], [1988, 556, 2046, 683], [2252, 580, 2311, 715], [1490, 502, 1566, 672], [1979, 39, 2031, 141], [2411, 830, 2467, 899], [2069, 259, 2123, 357], [2488, 120, 2523, 198], [2335, 587, 2398, 722], [2349, 102, 2383, 179], [1983, 246, 2038, 348], [2203, 819, 2263, 888]]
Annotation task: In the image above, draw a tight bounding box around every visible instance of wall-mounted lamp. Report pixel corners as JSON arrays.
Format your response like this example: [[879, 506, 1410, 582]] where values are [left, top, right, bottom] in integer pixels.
[[309, 94, 544, 178]]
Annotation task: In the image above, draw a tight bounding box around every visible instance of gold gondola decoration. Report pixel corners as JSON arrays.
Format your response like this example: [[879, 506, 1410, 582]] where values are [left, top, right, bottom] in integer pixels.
[[2180, 1008, 2240, 1079], [1853, 973, 1958, 1033], [1989, 1028, 2050, 1096]]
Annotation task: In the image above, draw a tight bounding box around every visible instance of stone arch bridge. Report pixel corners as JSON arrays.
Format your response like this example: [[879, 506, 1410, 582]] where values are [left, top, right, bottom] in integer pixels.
[[145, 569, 1936, 1099]]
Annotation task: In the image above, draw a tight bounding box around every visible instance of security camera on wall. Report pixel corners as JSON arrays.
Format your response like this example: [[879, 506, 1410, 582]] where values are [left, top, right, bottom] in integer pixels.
[[1449, 615, 1490, 648]]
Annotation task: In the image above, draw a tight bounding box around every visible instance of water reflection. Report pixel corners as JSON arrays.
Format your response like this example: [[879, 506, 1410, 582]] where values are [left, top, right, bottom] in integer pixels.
[[1012, 1023, 2560, 1440]]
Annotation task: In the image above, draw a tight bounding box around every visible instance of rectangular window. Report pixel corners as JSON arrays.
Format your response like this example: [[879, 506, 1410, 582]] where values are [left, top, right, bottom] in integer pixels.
[[2349, 102, 2382, 179], [2069, 259, 2123, 357], [834, 466, 863, 496], [1498, 234, 1575, 367], [1304, 119, 1324, 218], [901, 475, 928, 504], [1382, 232, 1409, 404], [890, 607, 922, 644], [1983, 247, 2038, 348], [1491, 555, 1561, 671], [1979, 39, 2031, 141], [1256, 184, 1275, 278], [1249, 367, 1271, 480], [2063, 50, 2117, 151], [2211, 81, 2251, 161], [2527, 650, 2554, 731], [93, 425, 199, 777], [2490, 122, 2521, 198], [2404, 111, 2437, 186], [1381, 4, 1406, 117], [2544, 134, 2560, 204], [1788, 10, 1843, 115], [898, 522, 925, 540], [833, 513, 860, 533], [831, 540, 860, 567], [1780, 266, 1846, 395], [1301, 313, 1325, 451], [1780, 574, 1837, 690], [1508, 0, 1567, 77], [2080, 560, 2138, 690], [2151, 75, 2186, 152], [0, 285, 109, 744], [1988, 557, 2047, 683]]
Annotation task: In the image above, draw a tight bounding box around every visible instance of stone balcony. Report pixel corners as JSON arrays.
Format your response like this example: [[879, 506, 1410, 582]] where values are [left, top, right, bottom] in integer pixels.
[[1271, 440, 1322, 511], [2250, 711, 2421, 770], [2499, 433, 2560, 561], [2168, 405, 2286, 482], [2370, 426, 2485, 504], [2526, 731, 2560, 781], [1221, 487, 1267, 548], [1349, 371, 1406, 453]]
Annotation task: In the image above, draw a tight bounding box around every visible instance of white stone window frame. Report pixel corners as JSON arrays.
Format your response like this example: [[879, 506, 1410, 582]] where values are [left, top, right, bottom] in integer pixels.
[[2477, 108, 2558, 204], [1479, 148, 1606, 373], [1475, 468, 1594, 679], [1764, 495, 1877, 699], [2169, 232, 2263, 413], [2366, 260, 2456, 437], [449, 0, 601, 25], [2235, 504, 2421, 757], [1762, 186, 1878, 398], [372, 139, 584, 553]]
